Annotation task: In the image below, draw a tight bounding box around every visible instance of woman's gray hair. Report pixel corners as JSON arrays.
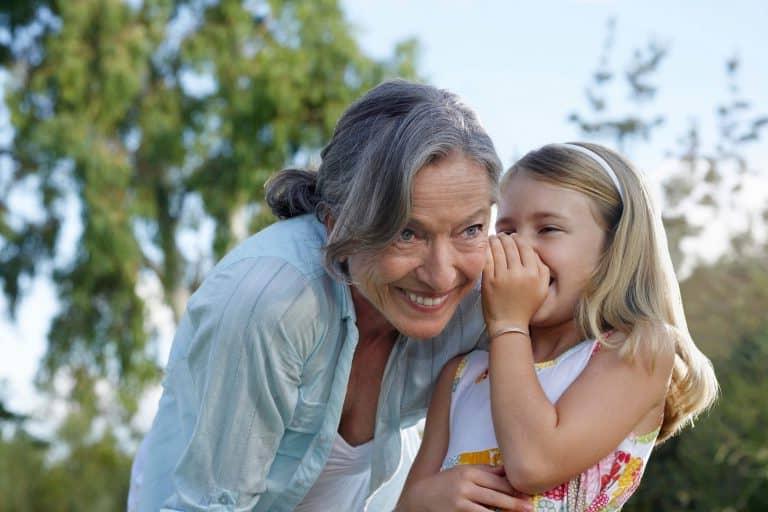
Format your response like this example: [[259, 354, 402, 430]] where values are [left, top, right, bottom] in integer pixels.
[[266, 79, 501, 278]]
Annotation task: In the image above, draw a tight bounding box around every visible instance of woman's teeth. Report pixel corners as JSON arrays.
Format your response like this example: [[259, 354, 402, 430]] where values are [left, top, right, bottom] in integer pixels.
[[406, 291, 448, 307]]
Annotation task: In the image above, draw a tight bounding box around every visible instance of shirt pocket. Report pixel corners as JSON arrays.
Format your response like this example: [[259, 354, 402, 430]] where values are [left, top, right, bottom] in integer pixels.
[[287, 391, 328, 434]]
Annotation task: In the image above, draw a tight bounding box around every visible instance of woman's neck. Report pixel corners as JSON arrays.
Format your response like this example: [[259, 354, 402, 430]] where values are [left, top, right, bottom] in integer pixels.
[[350, 286, 399, 347], [530, 319, 584, 363]]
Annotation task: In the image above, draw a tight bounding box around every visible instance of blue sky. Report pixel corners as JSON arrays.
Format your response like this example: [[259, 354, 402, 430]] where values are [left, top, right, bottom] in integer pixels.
[[1, 0, 767, 426], [343, 0, 768, 167]]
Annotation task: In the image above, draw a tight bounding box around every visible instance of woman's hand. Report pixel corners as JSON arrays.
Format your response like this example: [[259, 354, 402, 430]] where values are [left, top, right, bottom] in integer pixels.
[[396, 464, 533, 512], [482, 234, 550, 335]]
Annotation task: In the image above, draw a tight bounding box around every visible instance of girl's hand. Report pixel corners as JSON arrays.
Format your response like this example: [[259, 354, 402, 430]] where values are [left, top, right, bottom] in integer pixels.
[[482, 234, 550, 334], [396, 464, 533, 512]]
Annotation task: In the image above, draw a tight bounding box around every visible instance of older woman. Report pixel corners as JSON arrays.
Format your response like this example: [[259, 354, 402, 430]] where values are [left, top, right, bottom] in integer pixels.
[[129, 80, 530, 511]]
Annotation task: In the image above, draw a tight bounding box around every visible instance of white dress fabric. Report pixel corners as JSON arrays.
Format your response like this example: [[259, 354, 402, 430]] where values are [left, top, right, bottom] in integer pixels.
[[442, 341, 659, 511]]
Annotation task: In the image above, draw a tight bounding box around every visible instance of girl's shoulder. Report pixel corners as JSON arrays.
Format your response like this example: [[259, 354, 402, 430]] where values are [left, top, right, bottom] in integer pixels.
[[442, 350, 489, 394], [587, 328, 674, 433], [597, 326, 676, 375]]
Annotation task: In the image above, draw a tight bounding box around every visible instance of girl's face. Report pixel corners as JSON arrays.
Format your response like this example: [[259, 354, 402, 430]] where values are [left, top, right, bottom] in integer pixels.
[[495, 172, 607, 329]]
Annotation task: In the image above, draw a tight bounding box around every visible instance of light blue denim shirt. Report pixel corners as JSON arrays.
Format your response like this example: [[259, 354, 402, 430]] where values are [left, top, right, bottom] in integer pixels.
[[130, 214, 487, 511]]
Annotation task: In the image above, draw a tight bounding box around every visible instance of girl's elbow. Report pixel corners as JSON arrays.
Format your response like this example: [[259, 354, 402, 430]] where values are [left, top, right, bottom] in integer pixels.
[[503, 460, 558, 495]]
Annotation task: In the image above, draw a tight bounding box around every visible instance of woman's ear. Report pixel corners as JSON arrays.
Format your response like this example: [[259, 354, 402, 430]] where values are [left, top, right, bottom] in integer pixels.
[[324, 215, 335, 234]]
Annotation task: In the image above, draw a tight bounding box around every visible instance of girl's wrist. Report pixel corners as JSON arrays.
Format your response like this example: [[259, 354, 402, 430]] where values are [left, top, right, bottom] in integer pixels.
[[486, 318, 531, 336], [489, 325, 530, 340]]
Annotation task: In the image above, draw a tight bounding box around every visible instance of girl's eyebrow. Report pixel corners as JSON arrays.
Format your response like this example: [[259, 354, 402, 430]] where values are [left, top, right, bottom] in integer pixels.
[[531, 211, 568, 221], [496, 211, 568, 225]]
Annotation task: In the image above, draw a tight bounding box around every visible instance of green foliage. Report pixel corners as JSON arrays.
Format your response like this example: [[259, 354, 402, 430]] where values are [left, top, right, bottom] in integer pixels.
[[0, 426, 132, 512], [0, 429, 48, 512], [627, 256, 768, 510], [570, 22, 767, 510], [0, 2, 418, 508], [568, 21, 767, 273], [1, 6, 765, 511], [0, 0, 418, 424]]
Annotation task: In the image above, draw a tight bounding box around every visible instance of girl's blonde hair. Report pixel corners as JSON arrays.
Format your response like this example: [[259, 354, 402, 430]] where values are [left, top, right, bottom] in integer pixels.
[[504, 142, 718, 442]]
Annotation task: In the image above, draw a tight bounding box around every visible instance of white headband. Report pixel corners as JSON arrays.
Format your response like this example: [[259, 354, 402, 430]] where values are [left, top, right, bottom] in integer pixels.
[[555, 143, 624, 200]]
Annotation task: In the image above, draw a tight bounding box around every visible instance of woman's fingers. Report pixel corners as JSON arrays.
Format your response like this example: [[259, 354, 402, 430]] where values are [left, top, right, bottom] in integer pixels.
[[466, 467, 532, 512], [433, 465, 532, 512], [469, 487, 532, 512], [465, 464, 513, 493]]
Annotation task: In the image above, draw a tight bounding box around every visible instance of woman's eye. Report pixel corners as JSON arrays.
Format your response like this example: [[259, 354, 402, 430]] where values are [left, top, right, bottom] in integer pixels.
[[399, 228, 417, 242], [464, 224, 483, 237]]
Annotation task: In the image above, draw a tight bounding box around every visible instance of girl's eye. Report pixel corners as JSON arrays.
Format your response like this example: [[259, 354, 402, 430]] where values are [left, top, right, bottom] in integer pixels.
[[399, 228, 417, 242], [540, 226, 560, 234], [464, 224, 483, 237]]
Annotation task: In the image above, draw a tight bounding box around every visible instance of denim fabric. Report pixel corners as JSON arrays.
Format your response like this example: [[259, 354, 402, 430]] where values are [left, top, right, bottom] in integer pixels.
[[130, 214, 486, 511]]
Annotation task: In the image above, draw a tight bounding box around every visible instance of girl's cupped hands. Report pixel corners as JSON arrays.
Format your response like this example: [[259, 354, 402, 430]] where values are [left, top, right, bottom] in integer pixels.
[[482, 234, 550, 334]]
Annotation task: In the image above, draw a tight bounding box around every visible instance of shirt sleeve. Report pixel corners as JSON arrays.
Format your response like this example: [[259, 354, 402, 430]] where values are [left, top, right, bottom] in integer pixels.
[[161, 256, 329, 511]]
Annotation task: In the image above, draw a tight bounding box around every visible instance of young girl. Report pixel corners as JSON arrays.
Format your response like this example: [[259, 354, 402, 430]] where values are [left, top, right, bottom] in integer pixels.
[[397, 143, 719, 512]]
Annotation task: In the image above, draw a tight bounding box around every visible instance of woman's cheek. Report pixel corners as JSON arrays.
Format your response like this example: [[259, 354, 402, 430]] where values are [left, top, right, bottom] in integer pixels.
[[464, 241, 490, 280]]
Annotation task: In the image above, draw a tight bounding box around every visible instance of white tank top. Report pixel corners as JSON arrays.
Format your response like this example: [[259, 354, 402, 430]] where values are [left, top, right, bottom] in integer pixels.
[[442, 342, 659, 511], [294, 433, 373, 511]]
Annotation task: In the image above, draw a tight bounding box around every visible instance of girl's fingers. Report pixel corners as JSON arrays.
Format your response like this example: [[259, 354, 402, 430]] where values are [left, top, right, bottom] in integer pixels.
[[538, 257, 550, 283], [485, 241, 495, 279], [499, 233, 521, 270], [489, 235, 507, 277], [515, 238, 538, 270]]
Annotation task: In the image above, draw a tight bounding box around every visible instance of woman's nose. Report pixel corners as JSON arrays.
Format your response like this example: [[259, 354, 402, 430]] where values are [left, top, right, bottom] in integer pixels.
[[415, 240, 459, 292]]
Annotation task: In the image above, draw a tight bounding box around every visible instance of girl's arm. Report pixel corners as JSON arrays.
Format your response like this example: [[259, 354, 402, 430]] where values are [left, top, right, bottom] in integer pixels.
[[483, 234, 674, 495], [396, 356, 533, 512]]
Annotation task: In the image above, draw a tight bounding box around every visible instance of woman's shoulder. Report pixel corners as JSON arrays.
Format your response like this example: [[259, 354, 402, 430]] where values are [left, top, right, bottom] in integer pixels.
[[219, 214, 329, 279], [181, 227, 349, 362]]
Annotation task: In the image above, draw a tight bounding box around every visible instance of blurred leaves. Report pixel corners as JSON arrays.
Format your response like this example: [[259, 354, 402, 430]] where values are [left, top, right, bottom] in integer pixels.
[[1, 6, 766, 511], [627, 253, 768, 510], [0, 1, 417, 508], [568, 18, 667, 153], [0, 0, 417, 423], [570, 21, 768, 510]]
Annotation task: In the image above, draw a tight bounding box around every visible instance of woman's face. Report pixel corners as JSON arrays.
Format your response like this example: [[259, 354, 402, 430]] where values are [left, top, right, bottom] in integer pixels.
[[495, 172, 607, 329], [347, 152, 492, 340]]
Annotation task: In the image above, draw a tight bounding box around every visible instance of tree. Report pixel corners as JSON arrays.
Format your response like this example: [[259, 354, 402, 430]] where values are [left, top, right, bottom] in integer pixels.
[[625, 253, 768, 511], [0, 2, 419, 508], [568, 20, 767, 272], [0, 0, 418, 429], [568, 18, 667, 155], [570, 20, 768, 510]]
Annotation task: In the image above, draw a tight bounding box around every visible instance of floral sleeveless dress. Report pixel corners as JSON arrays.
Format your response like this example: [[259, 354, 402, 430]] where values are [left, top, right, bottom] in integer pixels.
[[441, 341, 659, 511]]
